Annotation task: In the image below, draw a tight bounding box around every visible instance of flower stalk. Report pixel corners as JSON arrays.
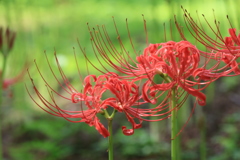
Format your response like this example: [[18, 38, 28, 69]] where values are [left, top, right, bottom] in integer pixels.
[[104, 109, 116, 160], [108, 118, 113, 160], [199, 113, 206, 160], [159, 72, 179, 160], [171, 87, 178, 160], [0, 55, 6, 160]]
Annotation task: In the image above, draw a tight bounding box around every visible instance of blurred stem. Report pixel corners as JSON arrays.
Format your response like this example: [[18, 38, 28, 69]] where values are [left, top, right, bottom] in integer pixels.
[[198, 81, 213, 160], [0, 55, 8, 160], [171, 87, 178, 160], [199, 110, 206, 160], [1, 55, 8, 82]]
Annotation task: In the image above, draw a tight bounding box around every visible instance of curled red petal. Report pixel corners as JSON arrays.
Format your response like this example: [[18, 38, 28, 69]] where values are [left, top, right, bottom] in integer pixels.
[[179, 82, 206, 106], [193, 68, 214, 81], [93, 117, 110, 138], [71, 93, 85, 103], [121, 112, 142, 136], [222, 55, 240, 74], [229, 28, 240, 46], [142, 81, 157, 104], [122, 126, 134, 136], [122, 123, 142, 136], [150, 82, 175, 91]]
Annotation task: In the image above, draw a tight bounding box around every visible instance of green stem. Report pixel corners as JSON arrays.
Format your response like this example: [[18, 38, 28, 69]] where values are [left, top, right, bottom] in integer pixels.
[[108, 118, 113, 160], [159, 73, 179, 160], [103, 109, 116, 160], [0, 55, 7, 160], [199, 115, 206, 160], [171, 88, 178, 160], [1, 55, 8, 80]]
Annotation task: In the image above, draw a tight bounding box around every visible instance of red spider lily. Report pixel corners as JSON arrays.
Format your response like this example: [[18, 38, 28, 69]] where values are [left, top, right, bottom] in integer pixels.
[[85, 33, 209, 129], [26, 52, 110, 137], [27, 47, 185, 137], [28, 16, 235, 140], [99, 75, 176, 135], [140, 41, 208, 106], [27, 50, 160, 137], [78, 20, 200, 124], [80, 17, 223, 87], [174, 7, 240, 77], [102, 77, 144, 136], [83, 29, 210, 106], [75, 18, 226, 126]]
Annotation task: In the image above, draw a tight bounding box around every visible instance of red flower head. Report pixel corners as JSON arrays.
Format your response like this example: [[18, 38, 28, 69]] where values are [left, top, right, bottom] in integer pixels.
[[103, 76, 143, 135], [27, 52, 111, 137], [175, 7, 240, 77], [27, 51, 156, 137], [141, 41, 208, 106], [80, 18, 218, 104]]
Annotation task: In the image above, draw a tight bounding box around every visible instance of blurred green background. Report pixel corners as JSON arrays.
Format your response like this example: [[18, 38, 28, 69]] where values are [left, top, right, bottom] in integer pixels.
[[1, 0, 240, 159]]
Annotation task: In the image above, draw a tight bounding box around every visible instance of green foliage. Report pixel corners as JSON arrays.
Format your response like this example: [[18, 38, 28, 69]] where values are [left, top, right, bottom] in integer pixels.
[[9, 115, 105, 160], [210, 112, 240, 160], [96, 128, 170, 160]]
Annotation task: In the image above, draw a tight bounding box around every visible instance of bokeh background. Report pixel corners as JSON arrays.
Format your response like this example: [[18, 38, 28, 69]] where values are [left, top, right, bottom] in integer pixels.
[[0, 0, 240, 159]]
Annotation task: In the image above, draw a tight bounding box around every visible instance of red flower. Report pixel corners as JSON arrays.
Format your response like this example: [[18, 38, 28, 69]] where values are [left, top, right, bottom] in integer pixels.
[[29, 16, 237, 139], [80, 19, 222, 109], [27, 53, 110, 137], [103, 77, 143, 135], [139, 41, 209, 106], [27, 49, 179, 137], [81, 20, 218, 103], [175, 8, 240, 76], [28, 50, 168, 137]]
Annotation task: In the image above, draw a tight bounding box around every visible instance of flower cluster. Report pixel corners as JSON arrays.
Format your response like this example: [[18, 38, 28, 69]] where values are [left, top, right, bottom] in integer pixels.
[[28, 14, 240, 137]]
